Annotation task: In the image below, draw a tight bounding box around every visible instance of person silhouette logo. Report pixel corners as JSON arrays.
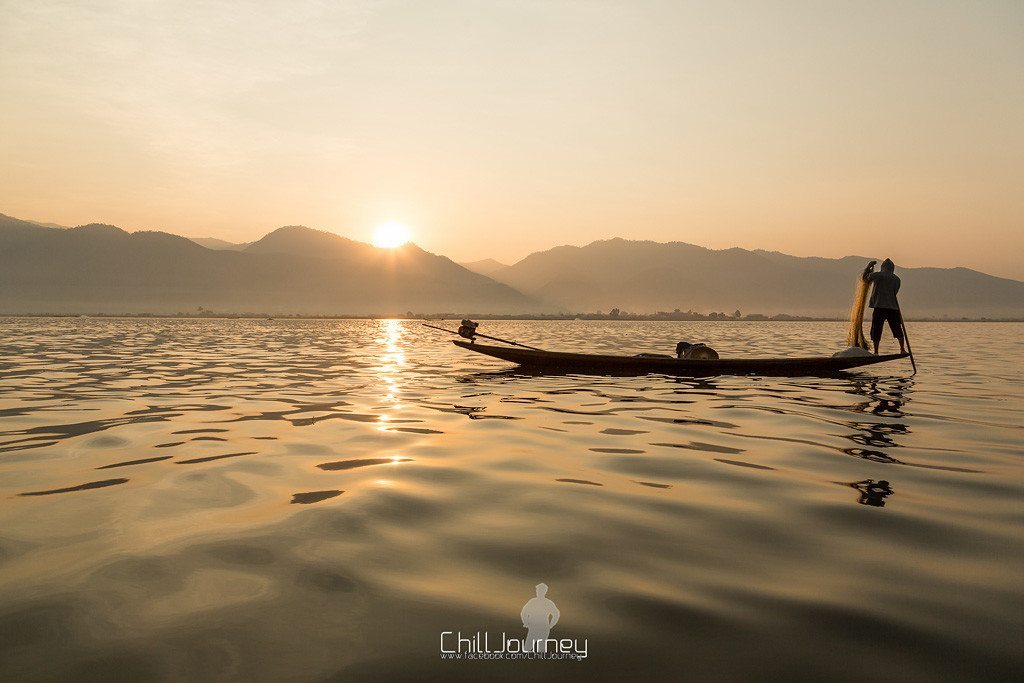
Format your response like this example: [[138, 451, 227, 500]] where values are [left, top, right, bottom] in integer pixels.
[[520, 582, 560, 652]]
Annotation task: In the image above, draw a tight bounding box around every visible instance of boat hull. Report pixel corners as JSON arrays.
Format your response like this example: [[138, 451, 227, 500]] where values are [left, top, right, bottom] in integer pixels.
[[453, 340, 909, 376]]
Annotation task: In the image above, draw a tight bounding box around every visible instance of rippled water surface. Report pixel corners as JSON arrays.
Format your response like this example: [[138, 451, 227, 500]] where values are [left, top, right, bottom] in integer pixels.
[[1, 318, 1021, 681]]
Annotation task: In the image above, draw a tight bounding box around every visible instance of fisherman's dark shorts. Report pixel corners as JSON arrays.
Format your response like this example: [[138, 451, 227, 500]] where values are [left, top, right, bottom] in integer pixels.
[[870, 307, 904, 342]]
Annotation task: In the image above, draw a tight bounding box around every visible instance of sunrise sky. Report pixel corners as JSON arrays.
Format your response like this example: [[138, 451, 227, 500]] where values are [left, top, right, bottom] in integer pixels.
[[2, 1, 1022, 278]]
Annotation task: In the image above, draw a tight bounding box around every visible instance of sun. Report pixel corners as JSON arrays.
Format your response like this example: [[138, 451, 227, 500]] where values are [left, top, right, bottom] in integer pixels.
[[373, 222, 411, 249]]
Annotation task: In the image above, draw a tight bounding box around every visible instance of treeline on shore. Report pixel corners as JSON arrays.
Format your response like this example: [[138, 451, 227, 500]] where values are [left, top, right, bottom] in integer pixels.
[[2, 309, 1021, 322]]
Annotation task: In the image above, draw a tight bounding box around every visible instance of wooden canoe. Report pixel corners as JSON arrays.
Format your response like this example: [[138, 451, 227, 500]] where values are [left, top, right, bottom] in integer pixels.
[[453, 340, 910, 376]]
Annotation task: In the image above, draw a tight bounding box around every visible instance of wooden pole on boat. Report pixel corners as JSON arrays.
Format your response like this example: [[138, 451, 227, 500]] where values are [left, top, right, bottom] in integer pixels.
[[421, 323, 544, 351], [897, 307, 917, 375]]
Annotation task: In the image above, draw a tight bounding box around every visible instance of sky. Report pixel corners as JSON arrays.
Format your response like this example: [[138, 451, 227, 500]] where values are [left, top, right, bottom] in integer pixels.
[[1, 0, 1022, 278]]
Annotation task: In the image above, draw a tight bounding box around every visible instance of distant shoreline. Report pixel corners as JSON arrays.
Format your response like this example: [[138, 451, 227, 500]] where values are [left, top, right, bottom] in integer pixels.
[[1, 313, 1021, 323]]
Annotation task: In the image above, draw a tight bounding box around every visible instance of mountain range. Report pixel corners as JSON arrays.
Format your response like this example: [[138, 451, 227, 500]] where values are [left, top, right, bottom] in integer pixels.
[[1, 213, 1021, 317], [487, 238, 1024, 318], [0, 214, 538, 315]]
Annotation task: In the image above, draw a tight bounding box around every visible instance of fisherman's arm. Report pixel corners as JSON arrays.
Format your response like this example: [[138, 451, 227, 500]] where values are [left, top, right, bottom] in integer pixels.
[[549, 604, 560, 628], [861, 260, 877, 282]]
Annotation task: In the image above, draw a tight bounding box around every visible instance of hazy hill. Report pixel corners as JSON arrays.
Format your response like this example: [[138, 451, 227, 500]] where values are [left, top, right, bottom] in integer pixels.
[[27, 219, 71, 229], [494, 238, 1024, 318], [459, 258, 511, 278], [189, 237, 249, 250], [244, 225, 373, 259], [0, 214, 539, 315]]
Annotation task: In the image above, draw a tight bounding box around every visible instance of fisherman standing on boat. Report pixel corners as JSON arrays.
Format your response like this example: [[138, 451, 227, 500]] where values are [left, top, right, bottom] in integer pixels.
[[862, 259, 906, 356]]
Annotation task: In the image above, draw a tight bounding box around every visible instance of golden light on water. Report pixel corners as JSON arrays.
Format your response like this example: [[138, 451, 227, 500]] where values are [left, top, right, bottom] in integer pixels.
[[375, 319, 406, 430], [372, 222, 411, 248]]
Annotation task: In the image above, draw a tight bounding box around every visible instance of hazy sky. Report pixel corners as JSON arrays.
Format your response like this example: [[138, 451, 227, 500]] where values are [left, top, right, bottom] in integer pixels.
[[2, 1, 1022, 277]]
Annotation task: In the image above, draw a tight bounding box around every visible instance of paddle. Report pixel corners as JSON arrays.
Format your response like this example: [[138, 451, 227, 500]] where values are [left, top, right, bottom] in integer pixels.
[[897, 306, 917, 375], [421, 322, 544, 351]]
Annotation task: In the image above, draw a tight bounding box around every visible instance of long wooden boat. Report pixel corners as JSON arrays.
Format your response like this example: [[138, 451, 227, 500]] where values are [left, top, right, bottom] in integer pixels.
[[453, 340, 909, 376]]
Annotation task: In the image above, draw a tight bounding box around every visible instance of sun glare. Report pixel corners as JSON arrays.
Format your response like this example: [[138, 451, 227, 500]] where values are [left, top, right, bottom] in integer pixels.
[[373, 222, 411, 249]]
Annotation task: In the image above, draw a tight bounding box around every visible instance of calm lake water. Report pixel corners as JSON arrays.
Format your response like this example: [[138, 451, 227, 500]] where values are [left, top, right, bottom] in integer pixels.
[[0, 318, 1021, 681]]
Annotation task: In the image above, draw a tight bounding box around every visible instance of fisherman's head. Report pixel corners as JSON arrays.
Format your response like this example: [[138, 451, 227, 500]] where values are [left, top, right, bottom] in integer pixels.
[[536, 582, 548, 597], [675, 341, 692, 358], [881, 258, 895, 272]]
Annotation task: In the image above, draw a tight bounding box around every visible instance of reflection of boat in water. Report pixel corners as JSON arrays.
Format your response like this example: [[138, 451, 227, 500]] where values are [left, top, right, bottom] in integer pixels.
[[453, 340, 909, 377]]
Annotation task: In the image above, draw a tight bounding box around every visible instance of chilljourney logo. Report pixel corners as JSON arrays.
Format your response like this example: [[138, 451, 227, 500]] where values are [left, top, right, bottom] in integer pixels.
[[440, 583, 588, 660]]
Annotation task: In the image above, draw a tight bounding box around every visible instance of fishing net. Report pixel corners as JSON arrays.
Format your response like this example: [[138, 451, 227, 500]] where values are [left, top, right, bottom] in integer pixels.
[[846, 275, 871, 350]]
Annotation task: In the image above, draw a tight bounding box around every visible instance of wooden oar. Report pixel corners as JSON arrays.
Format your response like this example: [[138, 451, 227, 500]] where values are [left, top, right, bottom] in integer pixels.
[[897, 308, 917, 375], [421, 323, 544, 351]]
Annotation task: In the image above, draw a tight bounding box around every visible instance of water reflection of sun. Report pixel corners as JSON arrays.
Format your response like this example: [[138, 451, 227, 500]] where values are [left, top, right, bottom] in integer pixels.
[[376, 320, 406, 426]]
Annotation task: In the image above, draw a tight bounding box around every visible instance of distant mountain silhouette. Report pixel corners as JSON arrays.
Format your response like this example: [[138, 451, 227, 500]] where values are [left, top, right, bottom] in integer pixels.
[[3, 213, 1020, 317], [27, 219, 71, 229], [0, 214, 539, 314], [244, 225, 373, 259], [459, 258, 510, 278], [189, 237, 249, 250], [493, 238, 1024, 317]]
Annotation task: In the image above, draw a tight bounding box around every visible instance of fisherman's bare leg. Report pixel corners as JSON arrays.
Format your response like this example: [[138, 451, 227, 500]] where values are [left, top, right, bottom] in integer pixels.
[[887, 310, 905, 354], [870, 309, 885, 355]]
